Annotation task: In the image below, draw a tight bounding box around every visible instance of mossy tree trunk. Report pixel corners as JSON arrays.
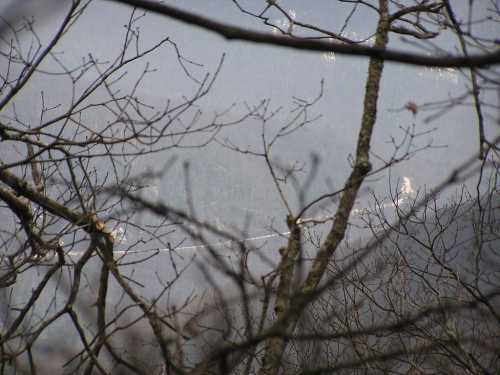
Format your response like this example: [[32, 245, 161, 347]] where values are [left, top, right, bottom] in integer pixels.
[[258, 2, 390, 374]]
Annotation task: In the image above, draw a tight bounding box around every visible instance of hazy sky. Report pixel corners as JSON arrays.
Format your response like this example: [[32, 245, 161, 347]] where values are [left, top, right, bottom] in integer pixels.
[[1, 0, 497, 297], [1, 5, 499, 366]]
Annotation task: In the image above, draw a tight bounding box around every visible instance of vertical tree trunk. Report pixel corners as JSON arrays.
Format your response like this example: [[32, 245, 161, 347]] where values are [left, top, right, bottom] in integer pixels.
[[258, 2, 389, 374]]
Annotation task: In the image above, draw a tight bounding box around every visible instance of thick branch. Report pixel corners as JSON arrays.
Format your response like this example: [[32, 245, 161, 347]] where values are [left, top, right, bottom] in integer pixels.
[[107, 0, 500, 68], [259, 218, 301, 375], [259, 2, 390, 374], [301, 0, 389, 298]]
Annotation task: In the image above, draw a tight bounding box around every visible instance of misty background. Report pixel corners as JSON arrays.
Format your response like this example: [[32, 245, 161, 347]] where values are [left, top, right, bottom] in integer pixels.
[[0, 0, 498, 369]]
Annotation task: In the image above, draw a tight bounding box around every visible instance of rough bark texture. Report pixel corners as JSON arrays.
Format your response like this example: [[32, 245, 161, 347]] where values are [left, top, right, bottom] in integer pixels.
[[301, 0, 389, 297], [259, 217, 302, 375], [258, 2, 389, 374]]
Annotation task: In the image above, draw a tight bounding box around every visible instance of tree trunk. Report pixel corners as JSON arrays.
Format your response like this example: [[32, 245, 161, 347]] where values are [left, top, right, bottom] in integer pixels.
[[258, 2, 390, 374]]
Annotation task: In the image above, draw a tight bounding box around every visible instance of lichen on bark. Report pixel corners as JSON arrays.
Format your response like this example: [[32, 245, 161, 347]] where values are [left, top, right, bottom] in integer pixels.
[[258, 2, 390, 374]]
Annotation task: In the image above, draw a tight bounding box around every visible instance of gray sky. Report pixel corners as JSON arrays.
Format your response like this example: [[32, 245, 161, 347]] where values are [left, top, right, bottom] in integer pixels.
[[1, 4, 499, 369], [1, 1, 495, 241], [1, 0, 497, 307]]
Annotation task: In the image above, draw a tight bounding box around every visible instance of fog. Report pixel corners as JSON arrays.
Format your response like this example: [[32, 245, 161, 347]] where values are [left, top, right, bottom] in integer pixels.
[[0, 1, 498, 372]]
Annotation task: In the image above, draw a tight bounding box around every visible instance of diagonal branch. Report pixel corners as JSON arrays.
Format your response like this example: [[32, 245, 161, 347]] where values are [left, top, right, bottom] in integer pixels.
[[259, 1, 391, 374], [105, 0, 500, 68]]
